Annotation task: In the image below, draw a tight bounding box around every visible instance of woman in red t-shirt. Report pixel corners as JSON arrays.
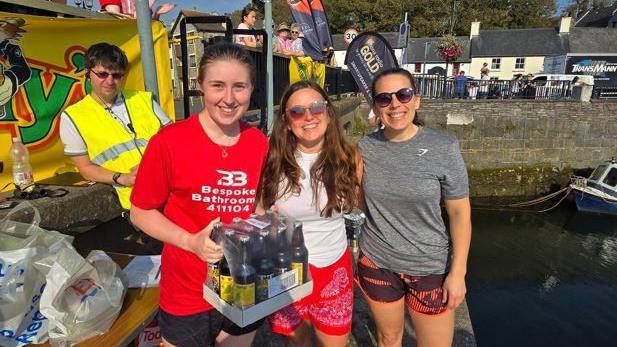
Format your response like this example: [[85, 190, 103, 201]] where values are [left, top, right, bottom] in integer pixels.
[[130, 42, 268, 347]]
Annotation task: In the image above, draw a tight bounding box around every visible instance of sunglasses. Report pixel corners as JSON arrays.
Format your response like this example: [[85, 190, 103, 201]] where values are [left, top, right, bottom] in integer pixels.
[[286, 100, 328, 119], [373, 88, 414, 108], [291, 31, 299, 34], [90, 70, 125, 80]]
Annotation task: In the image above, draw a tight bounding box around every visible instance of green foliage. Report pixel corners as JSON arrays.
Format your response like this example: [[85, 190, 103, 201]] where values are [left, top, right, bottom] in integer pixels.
[[325, 0, 558, 36]]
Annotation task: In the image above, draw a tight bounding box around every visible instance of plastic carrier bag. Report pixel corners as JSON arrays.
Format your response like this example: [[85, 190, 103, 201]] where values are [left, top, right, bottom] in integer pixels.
[[34, 248, 128, 347], [0, 202, 73, 347]]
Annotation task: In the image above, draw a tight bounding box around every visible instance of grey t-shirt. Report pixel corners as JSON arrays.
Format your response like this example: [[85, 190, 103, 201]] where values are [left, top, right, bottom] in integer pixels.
[[358, 126, 469, 276]]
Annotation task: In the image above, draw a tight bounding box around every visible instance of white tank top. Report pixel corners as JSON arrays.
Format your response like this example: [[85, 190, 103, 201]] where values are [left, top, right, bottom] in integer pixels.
[[275, 150, 347, 268]]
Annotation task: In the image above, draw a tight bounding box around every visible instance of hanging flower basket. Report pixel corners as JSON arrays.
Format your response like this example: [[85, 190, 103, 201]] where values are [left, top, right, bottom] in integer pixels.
[[436, 35, 463, 62]]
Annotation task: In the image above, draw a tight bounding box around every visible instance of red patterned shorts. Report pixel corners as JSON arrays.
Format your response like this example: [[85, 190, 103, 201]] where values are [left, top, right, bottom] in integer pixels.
[[355, 252, 447, 315], [269, 248, 353, 336]]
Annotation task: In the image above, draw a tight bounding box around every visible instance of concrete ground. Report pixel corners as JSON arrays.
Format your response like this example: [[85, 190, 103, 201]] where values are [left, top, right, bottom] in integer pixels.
[[252, 286, 476, 347]]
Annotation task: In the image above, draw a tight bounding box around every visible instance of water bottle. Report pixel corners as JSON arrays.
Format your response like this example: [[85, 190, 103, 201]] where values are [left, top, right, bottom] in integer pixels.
[[10, 137, 33, 189]]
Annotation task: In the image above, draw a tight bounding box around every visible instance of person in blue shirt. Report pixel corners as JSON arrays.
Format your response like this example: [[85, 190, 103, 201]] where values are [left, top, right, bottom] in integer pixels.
[[454, 71, 469, 99]]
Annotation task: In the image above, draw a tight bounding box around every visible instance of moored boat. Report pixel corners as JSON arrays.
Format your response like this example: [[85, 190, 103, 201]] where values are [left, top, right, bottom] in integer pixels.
[[570, 159, 617, 216]]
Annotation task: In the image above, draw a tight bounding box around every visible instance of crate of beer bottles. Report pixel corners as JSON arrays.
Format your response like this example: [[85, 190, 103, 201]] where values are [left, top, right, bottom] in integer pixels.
[[203, 212, 313, 327]]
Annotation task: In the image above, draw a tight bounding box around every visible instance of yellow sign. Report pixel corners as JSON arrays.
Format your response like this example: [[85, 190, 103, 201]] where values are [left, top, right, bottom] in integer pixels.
[[0, 13, 174, 188], [289, 56, 325, 87]]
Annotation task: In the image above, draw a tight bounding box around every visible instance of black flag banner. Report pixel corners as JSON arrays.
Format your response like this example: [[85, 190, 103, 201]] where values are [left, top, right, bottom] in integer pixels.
[[287, 0, 323, 61], [344, 32, 398, 103]]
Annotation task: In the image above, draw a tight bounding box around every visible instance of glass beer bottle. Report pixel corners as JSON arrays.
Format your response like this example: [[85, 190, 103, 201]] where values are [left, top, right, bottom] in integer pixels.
[[233, 235, 256, 308], [255, 230, 275, 302], [291, 221, 309, 283], [219, 229, 235, 304], [273, 226, 292, 275], [206, 222, 223, 294]]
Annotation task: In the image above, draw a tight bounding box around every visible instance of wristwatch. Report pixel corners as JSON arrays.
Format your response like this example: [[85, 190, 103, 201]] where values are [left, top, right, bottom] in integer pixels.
[[112, 172, 124, 186]]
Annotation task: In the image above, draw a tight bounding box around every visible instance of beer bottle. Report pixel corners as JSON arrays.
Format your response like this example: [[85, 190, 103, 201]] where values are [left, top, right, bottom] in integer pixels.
[[255, 230, 275, 302], [219, 229, 235, 304], [291, 221, 309, 284], [206, 222, 223, 294], [273, 227, 292, 275], [233, 235, 256, 308]]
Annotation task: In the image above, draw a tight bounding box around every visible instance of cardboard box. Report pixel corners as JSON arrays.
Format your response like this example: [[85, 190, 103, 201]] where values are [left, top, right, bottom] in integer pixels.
[[203, 279, 313, 327]]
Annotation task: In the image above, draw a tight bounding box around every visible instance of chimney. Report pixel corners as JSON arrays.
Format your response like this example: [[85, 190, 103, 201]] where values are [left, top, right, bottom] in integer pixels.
[[470, 21, 480, 38], [559, 16, 572, 34]]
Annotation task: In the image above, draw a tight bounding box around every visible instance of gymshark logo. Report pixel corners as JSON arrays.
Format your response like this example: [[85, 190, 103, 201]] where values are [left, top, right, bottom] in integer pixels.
[[417, 149, 428, 156]]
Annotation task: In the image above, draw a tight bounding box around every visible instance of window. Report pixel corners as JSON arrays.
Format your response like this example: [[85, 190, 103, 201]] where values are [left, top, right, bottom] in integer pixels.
[[590, 165, 608, 182], [491, 58, 501, 70], [414, 63, 421, 73], [190, 78, 198, 90], [515, 58, 525, 70], [603, 168, 617, 187], [189, 55, 196, 68]]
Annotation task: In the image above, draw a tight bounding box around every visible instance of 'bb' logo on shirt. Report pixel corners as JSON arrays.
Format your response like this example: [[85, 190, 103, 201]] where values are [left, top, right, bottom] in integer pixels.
[[216, 170, 248, 187]]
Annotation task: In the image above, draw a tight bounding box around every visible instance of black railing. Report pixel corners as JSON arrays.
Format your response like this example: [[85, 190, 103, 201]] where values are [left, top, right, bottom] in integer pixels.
[[414, 75, 577, 100]]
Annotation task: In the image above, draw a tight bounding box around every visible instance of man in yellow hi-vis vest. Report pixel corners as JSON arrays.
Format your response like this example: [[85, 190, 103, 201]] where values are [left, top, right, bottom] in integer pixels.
[[60, 43, 171, 210]]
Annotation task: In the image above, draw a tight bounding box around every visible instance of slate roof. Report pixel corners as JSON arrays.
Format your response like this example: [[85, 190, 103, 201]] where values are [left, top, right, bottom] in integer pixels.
[[405, 36, 471, 63], [575, 3, 617, 27], [470, 28, 568, 57], [569, 27, 617, 53]]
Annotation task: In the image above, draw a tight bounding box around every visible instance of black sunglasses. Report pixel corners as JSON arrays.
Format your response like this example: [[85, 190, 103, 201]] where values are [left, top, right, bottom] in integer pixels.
[[90, 70, 125, 80], [286, 101, 328, 119], [373, 88, 414, 108], [291, 31, 299, 34]]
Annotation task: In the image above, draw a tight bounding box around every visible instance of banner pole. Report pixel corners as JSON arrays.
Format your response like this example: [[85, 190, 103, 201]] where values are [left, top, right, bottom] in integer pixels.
[[136, 0, 160, 101], [264, 0, 274, 133]]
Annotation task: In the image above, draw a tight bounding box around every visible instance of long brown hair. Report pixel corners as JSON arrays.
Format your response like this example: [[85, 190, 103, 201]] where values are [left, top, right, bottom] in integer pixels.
[[260, 81, 359, 217]]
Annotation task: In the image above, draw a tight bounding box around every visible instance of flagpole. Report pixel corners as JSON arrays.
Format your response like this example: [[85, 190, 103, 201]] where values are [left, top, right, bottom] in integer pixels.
[[264, 0, 274, 133]]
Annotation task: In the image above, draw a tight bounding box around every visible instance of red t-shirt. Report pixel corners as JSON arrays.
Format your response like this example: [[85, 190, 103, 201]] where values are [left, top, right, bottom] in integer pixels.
[[131, 115, 268, 315]]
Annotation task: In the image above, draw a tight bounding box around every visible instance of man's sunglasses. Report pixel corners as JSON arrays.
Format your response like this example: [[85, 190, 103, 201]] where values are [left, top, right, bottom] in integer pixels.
[[291, 31, 299, 34], [90, 70, 125, 80], [373, 87, 414, 108], [286, 101, 328, 119]]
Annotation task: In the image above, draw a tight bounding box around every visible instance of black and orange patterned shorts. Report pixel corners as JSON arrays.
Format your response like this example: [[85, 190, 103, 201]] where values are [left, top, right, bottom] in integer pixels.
[[355, 252, 447, 315]]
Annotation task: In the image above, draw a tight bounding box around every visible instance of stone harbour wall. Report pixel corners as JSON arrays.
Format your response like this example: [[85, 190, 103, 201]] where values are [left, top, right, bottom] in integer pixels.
[[415, 100, 617, 197]]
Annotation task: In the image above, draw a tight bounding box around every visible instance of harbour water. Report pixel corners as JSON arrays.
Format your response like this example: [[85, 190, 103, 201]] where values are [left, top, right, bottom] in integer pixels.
[[467, 204, 617, 346]]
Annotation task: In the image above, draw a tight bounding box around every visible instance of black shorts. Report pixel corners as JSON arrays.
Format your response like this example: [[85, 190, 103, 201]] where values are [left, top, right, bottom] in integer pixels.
[[158, 309, 263, 347], [355, 252, 447, 315]]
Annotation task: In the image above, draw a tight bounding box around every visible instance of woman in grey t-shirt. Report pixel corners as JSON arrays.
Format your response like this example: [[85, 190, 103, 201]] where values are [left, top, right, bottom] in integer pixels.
[[356, 68, 472, 347]]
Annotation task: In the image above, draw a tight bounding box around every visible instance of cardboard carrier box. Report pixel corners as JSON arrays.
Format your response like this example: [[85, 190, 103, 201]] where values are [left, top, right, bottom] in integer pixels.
[[203, 212, 313, 327]]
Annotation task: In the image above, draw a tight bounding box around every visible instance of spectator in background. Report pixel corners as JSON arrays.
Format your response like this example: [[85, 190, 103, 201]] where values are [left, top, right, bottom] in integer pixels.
[[479, 65, 490, 98], [454, 71, 469, 99], [274, 23, 292, 54], [480, 62, 490, 76], [522, 73, 536, 99], [286, 23, 305, 57], [235, 5, 261, 48]]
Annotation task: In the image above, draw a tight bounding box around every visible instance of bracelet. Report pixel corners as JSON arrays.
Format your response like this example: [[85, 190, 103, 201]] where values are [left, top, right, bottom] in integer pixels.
[[112, 172, 124, 186]]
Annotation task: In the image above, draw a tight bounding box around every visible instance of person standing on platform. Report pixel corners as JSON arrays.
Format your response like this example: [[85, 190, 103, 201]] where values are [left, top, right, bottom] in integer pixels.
[[130, 42, 269, 347], [235, 4, 261, 48], [260, 80, 361, 347], [356, 67, 472, 347]]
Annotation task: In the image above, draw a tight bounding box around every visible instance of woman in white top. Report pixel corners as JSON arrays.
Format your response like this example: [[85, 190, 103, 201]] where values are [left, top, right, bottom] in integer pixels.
[[260, 81, 361, 347], [235, 5, 260, 48]]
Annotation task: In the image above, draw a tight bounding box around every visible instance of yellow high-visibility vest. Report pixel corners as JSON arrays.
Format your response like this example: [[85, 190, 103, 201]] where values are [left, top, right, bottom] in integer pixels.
[[64, 90, 163, 209]]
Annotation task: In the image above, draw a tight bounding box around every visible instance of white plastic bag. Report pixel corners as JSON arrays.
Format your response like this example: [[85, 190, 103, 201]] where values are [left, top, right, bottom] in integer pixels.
[[35, 248, 128, 347], [0, 202, 73, 347]]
